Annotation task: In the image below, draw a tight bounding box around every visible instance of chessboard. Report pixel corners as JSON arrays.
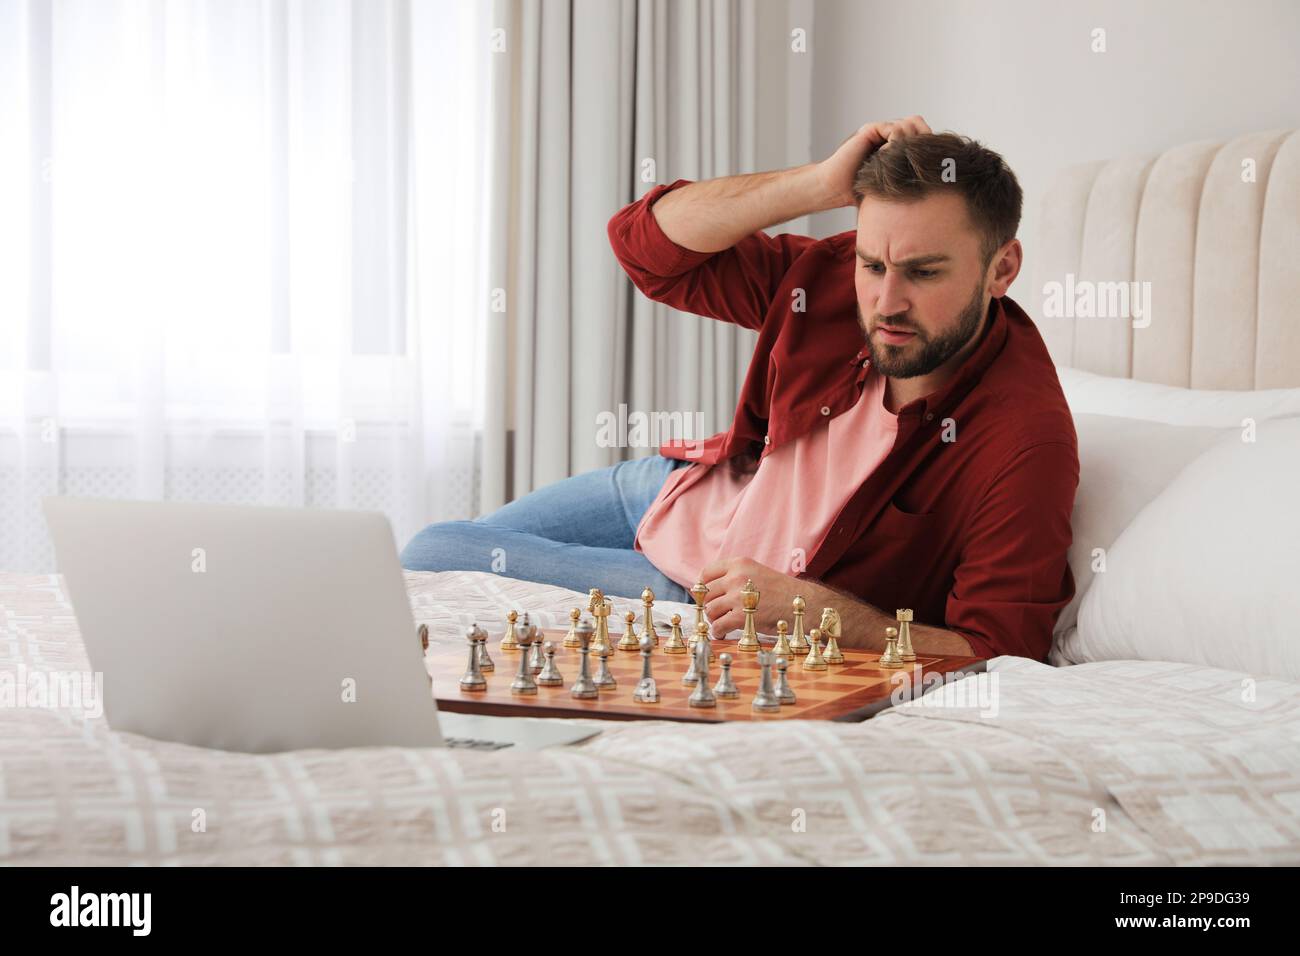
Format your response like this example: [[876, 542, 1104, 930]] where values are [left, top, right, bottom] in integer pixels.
[[427, 627, 985, 724]]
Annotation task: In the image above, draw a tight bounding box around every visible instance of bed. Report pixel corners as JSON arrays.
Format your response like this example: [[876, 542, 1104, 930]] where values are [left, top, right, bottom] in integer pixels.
[[3, 129, 1299, 866]]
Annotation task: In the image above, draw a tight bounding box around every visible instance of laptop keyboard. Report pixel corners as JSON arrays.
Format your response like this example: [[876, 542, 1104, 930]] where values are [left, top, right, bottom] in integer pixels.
[[444, 736, 515, 751]]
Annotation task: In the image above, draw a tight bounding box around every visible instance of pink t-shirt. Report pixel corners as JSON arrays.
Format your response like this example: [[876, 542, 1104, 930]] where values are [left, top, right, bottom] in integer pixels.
[[635, 369, 899, 586]]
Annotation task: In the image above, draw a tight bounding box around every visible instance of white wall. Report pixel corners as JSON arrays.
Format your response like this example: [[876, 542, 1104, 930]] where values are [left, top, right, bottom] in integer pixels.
[[803, 0, 1300, 296]]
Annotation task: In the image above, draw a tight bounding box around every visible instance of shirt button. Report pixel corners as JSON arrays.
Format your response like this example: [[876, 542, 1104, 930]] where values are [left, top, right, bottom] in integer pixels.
[[924, 412, 935, 422], [763, 435, 771, 445], [820, 406, 831, 416]]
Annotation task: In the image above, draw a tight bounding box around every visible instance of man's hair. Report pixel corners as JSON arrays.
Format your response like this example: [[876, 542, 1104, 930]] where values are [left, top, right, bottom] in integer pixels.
[[852, 132, 1022, 270]]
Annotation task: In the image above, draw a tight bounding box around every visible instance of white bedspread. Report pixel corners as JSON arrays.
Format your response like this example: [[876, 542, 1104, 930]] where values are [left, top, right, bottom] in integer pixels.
[[3, 570, 1297, 865]]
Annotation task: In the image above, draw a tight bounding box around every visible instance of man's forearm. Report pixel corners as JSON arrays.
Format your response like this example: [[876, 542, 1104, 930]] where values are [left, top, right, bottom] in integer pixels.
[[792, 577, 976, 657], [651, 163, 840, 254]]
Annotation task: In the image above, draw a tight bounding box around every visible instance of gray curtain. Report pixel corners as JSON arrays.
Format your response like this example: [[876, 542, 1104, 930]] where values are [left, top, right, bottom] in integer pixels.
[[480, 0, 765, 511]]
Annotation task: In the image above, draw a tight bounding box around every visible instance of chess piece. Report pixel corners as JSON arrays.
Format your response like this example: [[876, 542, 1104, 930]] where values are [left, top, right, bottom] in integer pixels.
[[617, 610, 640, 651], [663, 613, 688, 654], [682, 636, 701, 685], [563, 607, 582, 648], [641, 587, 659, 645], [896, 609, 916, 662], [690, 581, 709, 640], [594, 648, 617, 689], [633, 635, 659, 703], [459, 625, 487, 690], [528, 626, 546, 673], [591, 600, 613, 658], [751, 651, 781, 713], [774, 656, 796, 704], [418, 623, 429, 652], [772, 619, 793, 658], [737, 579, 761, 651], [802, 626, 828, 670], [821, 608, 845, 665], [536, 641, 564, 686], [687, 640, 716, 708], [790, 596, 810, 653], [878, 626, 904, 669], [501, 609, 521, 651], [570, 621, 599, 699], [473, 623, 494, 672], [713, 652, 739, 699], [694, 620, 714, 662], [510, 628, 538, 695]]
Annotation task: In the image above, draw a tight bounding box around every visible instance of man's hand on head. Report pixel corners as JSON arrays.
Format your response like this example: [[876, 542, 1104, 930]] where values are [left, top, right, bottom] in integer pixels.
[[815, 115, 933, 208], [698, 556, 805, 639]]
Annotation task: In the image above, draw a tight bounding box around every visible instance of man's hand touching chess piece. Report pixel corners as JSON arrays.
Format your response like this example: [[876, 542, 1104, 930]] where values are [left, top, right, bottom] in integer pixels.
[[698, 557, 804, 638]]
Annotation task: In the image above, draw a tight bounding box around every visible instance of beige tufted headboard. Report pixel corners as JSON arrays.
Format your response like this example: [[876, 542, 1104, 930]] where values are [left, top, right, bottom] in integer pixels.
[[1032, 129, 1300, 389]]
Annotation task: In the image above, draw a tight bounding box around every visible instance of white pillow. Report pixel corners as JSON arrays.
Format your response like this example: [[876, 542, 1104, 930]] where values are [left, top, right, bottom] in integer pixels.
[[1057, 366, 1300, 427], [1059, 416, 1300, 681], [1055, 414, 1228, 638]]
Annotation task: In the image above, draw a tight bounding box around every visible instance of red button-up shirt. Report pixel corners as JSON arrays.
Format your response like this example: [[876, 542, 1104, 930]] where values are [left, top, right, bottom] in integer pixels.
[[606, 179, 1079, 661]]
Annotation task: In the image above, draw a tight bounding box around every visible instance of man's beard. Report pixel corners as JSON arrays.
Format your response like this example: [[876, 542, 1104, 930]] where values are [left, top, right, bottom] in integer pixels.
[[860, 283, 988, 379]]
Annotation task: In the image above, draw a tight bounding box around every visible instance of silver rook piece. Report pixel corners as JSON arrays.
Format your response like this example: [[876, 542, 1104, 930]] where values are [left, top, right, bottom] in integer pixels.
[[570, 621, 599, 700], [751, 651, 781, 713]]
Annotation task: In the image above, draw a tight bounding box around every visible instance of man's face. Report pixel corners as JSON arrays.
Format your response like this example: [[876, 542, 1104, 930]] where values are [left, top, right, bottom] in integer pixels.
[[854, 191, 991, 379]]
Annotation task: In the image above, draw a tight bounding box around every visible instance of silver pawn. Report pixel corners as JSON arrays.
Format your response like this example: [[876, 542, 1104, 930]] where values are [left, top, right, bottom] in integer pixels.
[[593, 648, 617, 689], [713, 652, 739, 699], [687, 639, 716, 708], [459, 624, 486, 690], [473, 623, 494, 672], [751, 650, 781, 713], [774, 656, 796, 704], [682, 640, 701, 685], [536, 641, 564, 686], [528, 627, 546, 673], [633, 635, 659, 703], [510, 629, 538, 695], [570, 621, 599, 700]]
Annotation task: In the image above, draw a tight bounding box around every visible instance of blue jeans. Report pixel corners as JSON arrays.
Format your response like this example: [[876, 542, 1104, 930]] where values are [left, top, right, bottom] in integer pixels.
[[400, 454, 693, 602]]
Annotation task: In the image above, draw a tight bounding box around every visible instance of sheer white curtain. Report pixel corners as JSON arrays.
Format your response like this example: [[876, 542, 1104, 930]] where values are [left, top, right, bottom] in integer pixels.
[[0, 0, 490, 572]]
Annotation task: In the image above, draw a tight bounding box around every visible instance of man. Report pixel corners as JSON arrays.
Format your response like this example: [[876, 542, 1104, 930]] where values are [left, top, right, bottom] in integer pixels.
[[402, 116, 1078, 662]]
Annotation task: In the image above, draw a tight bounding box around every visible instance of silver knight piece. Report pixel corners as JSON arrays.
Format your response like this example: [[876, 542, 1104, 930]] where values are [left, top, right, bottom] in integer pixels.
[[688, 639, 716, 708]]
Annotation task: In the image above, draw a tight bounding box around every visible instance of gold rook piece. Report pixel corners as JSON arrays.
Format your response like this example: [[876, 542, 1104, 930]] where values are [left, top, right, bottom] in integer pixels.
[[500, 609, 520, 651], [737, 579, 761, 651], [618, 610, 640, 651], [789, 596, 810, 653], [663, 613, 688, 654], [821, 608, 845, 664], [879, 626, 904, 669], [641, 587, 659, 645], [563, 607, 582, 648], [802, 626, 828, 670], [772, 619, 793, 658], [690, 581, 709, 639], [896, 609, 916, 662], [591, 600, 613, 658]]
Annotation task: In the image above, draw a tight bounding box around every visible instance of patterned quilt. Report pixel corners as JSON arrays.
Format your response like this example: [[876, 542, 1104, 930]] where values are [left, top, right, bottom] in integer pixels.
[[3, 570, 1297, 865]]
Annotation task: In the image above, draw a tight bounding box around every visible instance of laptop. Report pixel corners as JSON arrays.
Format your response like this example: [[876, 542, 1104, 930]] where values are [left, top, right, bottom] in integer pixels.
[[42, 496, 600, 753]]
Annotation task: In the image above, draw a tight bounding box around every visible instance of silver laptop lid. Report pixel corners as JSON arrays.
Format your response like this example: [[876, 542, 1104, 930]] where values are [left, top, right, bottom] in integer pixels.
[[43, 496, 442, 753]]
